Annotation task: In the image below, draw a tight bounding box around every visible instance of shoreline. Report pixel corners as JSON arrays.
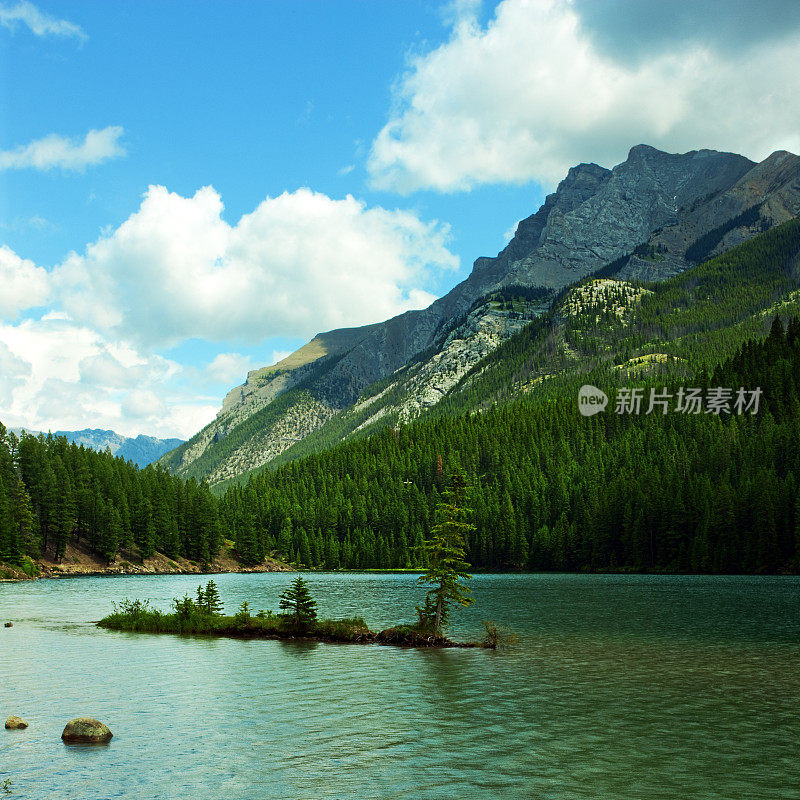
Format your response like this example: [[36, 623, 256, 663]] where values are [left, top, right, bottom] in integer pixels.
[[0, 541, 292, 582], [97, 617, 486, 649], [5, 560, 799, 583], [100, 625, 483, 649]]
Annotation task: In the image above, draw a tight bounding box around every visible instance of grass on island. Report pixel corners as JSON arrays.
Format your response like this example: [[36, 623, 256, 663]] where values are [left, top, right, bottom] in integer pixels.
[[96, 580, 500, 648], [98, 597, 376, 643]]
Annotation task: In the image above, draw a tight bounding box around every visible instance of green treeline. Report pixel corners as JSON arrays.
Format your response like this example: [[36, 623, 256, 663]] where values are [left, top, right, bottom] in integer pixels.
[[221, 316, 800, 573], [0, 426, 222, 567], [4, 219, 800, 576]]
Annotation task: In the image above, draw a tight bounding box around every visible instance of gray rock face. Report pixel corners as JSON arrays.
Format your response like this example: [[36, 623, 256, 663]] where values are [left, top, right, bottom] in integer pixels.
[[619, 149, 800, 281], [166, 145, 800, 484], [61, 717, 112, 743], [505, 145, 754, 288]]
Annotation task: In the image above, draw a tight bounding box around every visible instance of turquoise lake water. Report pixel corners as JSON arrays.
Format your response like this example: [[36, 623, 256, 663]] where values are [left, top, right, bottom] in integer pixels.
[[1, 572, 799, 799]]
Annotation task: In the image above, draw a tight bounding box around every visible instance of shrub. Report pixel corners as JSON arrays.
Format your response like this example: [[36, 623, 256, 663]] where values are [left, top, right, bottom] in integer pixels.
[[234, 601, 251, 624], [481, 620, 517, 650], [19, 557, 39, 578]]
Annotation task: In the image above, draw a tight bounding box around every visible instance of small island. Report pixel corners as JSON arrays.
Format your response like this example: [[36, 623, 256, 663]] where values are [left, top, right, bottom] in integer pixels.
[[98, 475, 512, 649], [98, 577, 491, 648]]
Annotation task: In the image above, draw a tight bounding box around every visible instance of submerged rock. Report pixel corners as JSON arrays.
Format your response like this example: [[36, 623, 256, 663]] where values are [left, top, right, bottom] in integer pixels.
[[5, 716, 28, 729], [61, 717, 113, 743]]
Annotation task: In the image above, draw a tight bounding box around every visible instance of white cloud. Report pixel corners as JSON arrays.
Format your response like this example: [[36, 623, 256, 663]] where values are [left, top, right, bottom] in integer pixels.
[[54, 184, 458, 348], [121, 388, 166, 419], [0, 245, 50, 319], [269, 350, 292, 366], [368, 0, 800, 193], [0, 1, 85, 40], [0, 126, 125, 172], [0, 341, 31, 399], [0, 312, 208, 439], [0, 181, 456, 437], [206, 352, 253, 384]]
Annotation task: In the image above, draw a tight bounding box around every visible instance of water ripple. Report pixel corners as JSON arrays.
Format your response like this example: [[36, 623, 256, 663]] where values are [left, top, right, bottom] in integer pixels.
[[1, 573, 799, 799]]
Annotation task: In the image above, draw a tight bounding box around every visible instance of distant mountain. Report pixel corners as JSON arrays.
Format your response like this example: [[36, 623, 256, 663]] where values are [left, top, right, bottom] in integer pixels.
[[116, 434, 186, 468], [10, 427, 183, 468], [161, 144, 800, 486], [55, 428, 128, 454]]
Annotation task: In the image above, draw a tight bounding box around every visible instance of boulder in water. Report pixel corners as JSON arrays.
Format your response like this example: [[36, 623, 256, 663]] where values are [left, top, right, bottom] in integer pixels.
[[5, 716, 28, 729], [61, 717, 113, 743], [3, 622, 11, 627]]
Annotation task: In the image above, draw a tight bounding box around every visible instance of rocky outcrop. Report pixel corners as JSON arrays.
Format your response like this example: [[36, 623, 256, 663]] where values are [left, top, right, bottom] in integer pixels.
[[61, 718, 113, 743], [15, 540, 291, 581], [5, 716, 27, 729], [350, 295, 550, 430], [619, 150, 800, 281], [163, 145, 800, 485]]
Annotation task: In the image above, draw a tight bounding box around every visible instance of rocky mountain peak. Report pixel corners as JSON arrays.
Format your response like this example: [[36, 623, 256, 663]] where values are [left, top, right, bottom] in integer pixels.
[[625, 143, 665, 161], [557, 161, 611, 200], [164, 144, 800, 485]]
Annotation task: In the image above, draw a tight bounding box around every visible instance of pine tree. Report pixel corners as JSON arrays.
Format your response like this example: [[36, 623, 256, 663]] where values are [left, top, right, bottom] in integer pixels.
[[203, 580, 223, 615], [417, 472, 474, 636], [278, 575, 318, 628]]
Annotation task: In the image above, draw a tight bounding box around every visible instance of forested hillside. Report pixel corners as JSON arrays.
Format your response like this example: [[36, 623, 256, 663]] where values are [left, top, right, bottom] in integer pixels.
[[439, 215, 800, 414], [217, 219, 800, 574], [220, 315, 800, 573], [256, 218, 800, 477], [0, 426, 222, 569]]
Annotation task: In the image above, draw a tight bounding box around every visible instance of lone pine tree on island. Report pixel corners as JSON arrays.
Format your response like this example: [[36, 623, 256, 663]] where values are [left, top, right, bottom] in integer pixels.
[[417, 471, 474, 637], [279, 575, 318, 628], [196, 580, 223, 615]]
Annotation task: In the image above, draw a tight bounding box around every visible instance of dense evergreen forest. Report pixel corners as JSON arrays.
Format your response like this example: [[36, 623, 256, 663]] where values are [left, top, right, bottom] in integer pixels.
[[257, 218, 800, 474], [3, 219, 800, 575], [0, 426, 222, 569], [220, 316, 800, 573]]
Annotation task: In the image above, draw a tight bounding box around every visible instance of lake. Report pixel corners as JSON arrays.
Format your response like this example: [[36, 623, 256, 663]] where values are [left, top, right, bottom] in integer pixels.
[[1, 573, 799, 799]]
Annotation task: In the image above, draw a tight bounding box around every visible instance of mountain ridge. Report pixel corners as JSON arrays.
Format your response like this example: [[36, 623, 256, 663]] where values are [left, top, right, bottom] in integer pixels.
[[162, 144, 800, 485], [10, 427, 184, 468]]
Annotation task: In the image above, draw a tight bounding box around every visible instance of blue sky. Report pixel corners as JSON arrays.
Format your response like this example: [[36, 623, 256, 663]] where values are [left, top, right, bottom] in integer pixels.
[[1, 0, 799, 438]]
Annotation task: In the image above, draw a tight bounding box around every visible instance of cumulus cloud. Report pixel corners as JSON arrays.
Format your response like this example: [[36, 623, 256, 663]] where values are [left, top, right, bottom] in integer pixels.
[[0, 312, 209, 438], [121, 388, 167, 420], [368, 0, 800, 192], [54, 184, 457, 348], [0, 341, 31, 399], [206, 352, 253, 384], [0, 126, 125, 172], [0, 245, 50, 319], [0, 1, 85, 40], [0, 184, 457, 437]]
